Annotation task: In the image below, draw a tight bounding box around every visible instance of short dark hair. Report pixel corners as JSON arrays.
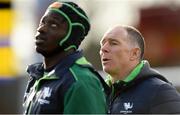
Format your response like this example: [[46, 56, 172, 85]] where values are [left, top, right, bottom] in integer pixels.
[[124, 26, 145, 59]]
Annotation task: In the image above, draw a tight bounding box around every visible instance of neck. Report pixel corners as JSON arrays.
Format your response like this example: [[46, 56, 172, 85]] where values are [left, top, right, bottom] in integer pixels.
[[43, 49, 75, 70], [111, 61, 140, 83]]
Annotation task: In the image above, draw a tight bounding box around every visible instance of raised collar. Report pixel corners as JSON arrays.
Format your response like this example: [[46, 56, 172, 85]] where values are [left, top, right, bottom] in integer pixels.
[[123, 60, 144, 83], [106, 60, 145, 86], [27, 50, 83, 80]]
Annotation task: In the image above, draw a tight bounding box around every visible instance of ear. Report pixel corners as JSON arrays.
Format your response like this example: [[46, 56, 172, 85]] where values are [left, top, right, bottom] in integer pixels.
[[130, 47, 141, 61]]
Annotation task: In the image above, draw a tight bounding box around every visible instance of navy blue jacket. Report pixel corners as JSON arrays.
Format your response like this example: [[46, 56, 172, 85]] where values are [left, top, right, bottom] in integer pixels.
[[107, 61, 180, 114]]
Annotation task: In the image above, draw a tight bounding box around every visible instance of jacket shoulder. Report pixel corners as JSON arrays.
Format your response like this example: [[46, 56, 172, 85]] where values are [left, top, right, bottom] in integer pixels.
[[69, 63, 100, 83], [145, 77, 180, 113]]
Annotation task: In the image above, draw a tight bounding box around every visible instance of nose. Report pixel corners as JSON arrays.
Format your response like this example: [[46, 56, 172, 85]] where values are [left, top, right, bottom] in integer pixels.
[[100, 42, 109, 55], [37, 24, 47, 34]]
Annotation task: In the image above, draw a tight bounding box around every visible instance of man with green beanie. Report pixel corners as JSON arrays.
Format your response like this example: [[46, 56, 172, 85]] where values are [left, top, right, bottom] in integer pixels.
[[23, 1, 107, 114]]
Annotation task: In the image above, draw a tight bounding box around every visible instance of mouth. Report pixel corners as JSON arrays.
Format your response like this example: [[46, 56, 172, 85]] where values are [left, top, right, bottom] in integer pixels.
[[35, 35, 46, 45], [35, 39, 45, 43], [102, 58, 111, 64]]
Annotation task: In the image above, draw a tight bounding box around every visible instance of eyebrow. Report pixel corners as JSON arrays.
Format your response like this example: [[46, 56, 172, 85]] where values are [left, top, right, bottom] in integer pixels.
[[108, 38, 118, 42], [41, 15, 64, 24], [100, 37, 120, 45]]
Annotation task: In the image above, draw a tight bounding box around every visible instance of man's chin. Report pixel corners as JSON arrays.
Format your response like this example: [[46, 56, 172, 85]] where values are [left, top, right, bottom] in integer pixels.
[[103, 67, 110, 73], [36, 46, 64, 58], [36, 48, 50, 57]]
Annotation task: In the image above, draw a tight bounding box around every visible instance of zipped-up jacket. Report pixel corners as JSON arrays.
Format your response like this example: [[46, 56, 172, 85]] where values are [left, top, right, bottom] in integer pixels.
[[23, 51, 107, 114], [107, 61, 180, 114]]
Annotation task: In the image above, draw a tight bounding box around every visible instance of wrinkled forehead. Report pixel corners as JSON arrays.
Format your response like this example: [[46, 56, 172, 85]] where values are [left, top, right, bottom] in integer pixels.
[[101, 26, 128, 41]]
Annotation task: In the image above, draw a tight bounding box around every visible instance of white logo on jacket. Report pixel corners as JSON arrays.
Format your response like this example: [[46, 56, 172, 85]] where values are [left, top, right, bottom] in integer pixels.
[[42, 87, 52, 99], [124, 102, 133, 110], [38, 87, 52, 105], [120, 102, 133, 114]]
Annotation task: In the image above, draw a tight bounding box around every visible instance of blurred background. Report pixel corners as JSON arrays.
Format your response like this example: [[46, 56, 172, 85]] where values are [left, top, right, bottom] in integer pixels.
[[0, 0, 180, 113]]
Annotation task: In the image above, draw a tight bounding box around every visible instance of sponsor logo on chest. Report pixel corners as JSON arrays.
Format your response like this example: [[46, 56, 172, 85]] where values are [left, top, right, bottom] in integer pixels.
[[37, 87, 52, 105], [120, 102, 134, 114]]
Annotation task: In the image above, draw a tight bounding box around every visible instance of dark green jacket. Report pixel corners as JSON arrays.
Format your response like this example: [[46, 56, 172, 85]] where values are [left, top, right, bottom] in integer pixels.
[[23, 51, 107, 114]]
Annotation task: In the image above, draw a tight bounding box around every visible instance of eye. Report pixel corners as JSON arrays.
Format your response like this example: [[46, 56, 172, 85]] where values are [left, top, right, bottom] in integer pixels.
[[51, 23, 58, 28], [110, 41, 118, 45], [100, 39, 106, 46]]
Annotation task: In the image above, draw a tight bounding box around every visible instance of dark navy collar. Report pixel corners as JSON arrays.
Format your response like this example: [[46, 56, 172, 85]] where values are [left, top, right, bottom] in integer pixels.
[[53, 50, 83, 76], [27, 50, 83, 79]]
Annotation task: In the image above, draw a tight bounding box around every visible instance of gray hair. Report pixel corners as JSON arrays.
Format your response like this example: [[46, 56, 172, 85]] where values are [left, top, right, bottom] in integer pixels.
[[124, 26, 145, 60]]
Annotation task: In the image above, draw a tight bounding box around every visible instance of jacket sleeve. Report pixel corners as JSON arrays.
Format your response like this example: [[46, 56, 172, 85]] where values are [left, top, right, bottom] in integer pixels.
[[150, 83, 180, 114], [63, 81, 107, 114]]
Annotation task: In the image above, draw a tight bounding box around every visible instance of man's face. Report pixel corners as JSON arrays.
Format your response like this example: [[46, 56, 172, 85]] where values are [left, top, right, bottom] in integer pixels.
[[35, 10, 68, 57], [100, 27, 133, 75]]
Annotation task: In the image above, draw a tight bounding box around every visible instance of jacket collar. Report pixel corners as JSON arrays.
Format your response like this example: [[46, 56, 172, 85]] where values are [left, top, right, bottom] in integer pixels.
[[111, 60, 170, 95], [26, 50, 83, 80], [106, 60, 144, 86], [53, 50, 83, 76]]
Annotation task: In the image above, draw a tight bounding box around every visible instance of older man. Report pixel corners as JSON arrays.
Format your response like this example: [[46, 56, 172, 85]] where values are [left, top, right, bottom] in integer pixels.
[[100, 25, 180, 114]]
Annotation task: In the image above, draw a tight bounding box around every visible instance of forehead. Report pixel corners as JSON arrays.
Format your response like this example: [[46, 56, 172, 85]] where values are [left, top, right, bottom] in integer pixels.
[[102, 27, 128, 42], [42, 10, 65, 22]]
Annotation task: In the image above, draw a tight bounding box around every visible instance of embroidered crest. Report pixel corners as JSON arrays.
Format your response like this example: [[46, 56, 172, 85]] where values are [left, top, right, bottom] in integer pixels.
[[124, 102, 133, 110]]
